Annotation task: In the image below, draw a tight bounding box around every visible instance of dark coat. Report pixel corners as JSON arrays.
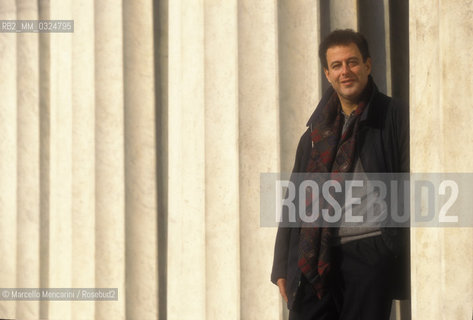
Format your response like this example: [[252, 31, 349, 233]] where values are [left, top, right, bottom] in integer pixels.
[[271, 81, 410, 310]]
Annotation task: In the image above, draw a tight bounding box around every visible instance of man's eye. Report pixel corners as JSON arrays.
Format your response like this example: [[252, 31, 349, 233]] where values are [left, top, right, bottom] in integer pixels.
[[348, 60, 358, 66]]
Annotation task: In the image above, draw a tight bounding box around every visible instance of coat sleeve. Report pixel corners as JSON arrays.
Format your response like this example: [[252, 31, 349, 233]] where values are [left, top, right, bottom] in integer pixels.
[[270, 130, 309, 285]]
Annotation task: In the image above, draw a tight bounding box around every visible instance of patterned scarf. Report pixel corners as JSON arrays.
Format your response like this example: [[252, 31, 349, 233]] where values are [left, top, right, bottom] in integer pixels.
[[298, 80, 373, 299]]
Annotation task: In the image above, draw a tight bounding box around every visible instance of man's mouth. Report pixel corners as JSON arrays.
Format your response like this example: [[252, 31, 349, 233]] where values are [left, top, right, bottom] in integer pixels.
[[341, 79, 355, 85]]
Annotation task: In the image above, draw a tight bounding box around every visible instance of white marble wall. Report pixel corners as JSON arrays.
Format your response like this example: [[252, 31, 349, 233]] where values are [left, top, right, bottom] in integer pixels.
[[0, 0, 158, 319], [1, 1, 472, 319], [410, 1, 473, 319]]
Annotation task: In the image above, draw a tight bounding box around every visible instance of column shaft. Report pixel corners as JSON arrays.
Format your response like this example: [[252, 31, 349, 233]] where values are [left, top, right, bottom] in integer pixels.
[[278, 0, 321, 172], [71, 0, 96, 319], [17, 0, 40, 318], [45, 0, 73, 317], [410, 1, 473, 319], [95, 0, 126, 318], [204, 1, 240, 319], [0, 0, 17, 318], [238, 1, 281, 319], [123, 0, 159, 318], [167, 0, 206, 319]]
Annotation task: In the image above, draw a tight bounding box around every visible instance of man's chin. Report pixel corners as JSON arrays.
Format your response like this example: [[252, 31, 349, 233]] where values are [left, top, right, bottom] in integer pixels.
[[341, 90, 360, 100]]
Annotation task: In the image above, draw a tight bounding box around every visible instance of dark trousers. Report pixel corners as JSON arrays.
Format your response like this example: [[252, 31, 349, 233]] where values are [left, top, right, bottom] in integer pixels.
[[289, 236, 396, 320]]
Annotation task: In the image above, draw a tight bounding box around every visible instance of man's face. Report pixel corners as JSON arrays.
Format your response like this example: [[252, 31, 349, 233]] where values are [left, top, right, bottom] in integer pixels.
[[324, 43, 371, 104]]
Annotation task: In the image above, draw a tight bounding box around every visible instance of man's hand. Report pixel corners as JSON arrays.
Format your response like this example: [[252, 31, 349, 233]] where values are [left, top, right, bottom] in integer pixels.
[[276, 278, 288, 303]]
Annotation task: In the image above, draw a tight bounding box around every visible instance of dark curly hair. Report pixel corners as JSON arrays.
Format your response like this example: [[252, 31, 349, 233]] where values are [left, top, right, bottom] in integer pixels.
[[319, 29, 370, 69]]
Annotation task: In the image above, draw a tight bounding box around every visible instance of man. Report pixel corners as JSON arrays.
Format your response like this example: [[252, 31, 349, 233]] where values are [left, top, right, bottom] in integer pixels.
[[271, 29, 409, 320]]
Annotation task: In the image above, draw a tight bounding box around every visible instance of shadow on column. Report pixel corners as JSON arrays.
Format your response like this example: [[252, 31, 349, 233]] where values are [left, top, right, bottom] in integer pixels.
[[154, 0, 168, 319]]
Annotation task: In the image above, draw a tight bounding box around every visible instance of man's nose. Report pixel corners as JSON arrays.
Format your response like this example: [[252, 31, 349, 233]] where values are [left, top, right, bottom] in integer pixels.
[[341, 63, 350, 74]]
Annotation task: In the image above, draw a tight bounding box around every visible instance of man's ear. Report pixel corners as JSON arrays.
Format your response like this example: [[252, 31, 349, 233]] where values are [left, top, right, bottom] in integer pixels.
[[365, 57, 372, 74], [324, 68, 330, 81]]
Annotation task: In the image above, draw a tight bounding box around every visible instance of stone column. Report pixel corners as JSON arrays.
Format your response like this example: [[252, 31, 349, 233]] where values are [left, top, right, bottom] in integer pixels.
[[123, 0, 159, 319], [277, 2, 321, 318], [410, 1, 473, 319], [278, 0, 321, 172], [204, 1, 240, 320], [0, 0, 17, 318], [95, 0, 126, 318], [238, 1, 281, 319], [38, 0, 74, 318], [71, 0, 95, 318], [17, 0, 40, 318], [167, 0, 206, 319]]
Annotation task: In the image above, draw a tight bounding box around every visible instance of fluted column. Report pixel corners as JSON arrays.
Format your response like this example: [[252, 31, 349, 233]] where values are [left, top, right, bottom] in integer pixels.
[[39, 0, 74, 319], [94, 0, 126, 318], [167, 0, 206, 319], [277, 3, 321, 318], [204, 1, 240, 320], [123, 0, 158, 318], [17, 0, 40, 319], [71, 0, 95, 319], [0, 0, 17, 318], [238, 2, 280, 319], [410, 1, 473, 319], [278, 0, 321, 172]]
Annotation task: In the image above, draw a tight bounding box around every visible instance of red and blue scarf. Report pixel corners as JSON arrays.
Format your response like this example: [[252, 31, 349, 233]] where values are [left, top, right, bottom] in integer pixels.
[[298, 80, 373, 299]]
